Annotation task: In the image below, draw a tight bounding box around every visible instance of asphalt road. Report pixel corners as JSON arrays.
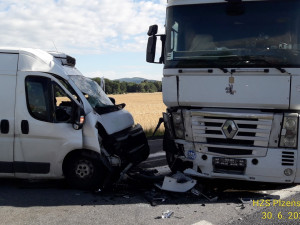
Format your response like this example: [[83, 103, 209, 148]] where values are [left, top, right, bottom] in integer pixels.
[[0, 139, 299, 225]]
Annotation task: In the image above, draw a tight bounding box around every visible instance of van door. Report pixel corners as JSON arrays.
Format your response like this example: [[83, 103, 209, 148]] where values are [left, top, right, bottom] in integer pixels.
[[14, 72, 83, 178], [0, 53, 18, 177]]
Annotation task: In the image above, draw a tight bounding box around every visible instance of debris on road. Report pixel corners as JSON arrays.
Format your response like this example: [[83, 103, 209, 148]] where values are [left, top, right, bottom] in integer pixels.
[[161, 210, 174, 219], [144, 189, 167, 207], [155, 171, 197, 193], [239, 198, 253, 204]]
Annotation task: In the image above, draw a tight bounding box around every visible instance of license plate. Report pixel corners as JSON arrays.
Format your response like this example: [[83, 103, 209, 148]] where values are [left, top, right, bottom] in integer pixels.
[[213, 157, 246, 167]]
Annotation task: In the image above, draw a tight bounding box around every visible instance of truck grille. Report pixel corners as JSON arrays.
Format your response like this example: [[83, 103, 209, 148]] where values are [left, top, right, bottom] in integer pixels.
[[190, 111, 273, 148]]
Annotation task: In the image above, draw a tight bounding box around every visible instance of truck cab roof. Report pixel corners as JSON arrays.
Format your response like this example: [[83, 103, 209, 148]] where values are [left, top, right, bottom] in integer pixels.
[[168, 0, 263, 7]]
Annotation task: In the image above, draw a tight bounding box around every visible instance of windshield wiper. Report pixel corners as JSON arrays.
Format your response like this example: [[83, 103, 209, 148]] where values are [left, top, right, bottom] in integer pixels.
[[221, 56, 288, 74]]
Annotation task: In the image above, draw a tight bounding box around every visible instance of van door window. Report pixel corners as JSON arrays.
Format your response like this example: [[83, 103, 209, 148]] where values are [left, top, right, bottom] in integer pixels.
[[25, 76, 52, 122], [53, 83, 73, 122]]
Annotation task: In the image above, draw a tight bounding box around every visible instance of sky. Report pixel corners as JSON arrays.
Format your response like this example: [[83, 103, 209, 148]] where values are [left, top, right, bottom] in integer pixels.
[[0, 0, 166, 80]]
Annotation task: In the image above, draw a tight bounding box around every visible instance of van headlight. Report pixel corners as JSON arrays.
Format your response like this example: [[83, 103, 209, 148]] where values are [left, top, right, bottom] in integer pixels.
[[280, 114, 298, 148], [172, 111, 185, 139]]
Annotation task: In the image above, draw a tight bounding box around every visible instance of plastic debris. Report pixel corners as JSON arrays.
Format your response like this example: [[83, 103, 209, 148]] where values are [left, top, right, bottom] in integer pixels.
[[161, 210, 174, 219], [199, 192, 218, 202], [183, 168, 204, 177], [95, 188, 102, 193], [144, 190, 167, 207], [155, 171, 197, 193], [239, 198, 253, 204], [191, 188, 201, 196]]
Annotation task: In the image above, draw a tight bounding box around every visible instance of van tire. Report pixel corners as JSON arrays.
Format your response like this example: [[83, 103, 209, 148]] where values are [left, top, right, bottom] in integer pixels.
[[65, 155, 104, 190]]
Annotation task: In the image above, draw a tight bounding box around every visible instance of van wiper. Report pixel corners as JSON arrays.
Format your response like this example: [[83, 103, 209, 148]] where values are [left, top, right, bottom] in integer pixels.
[[94, 103, 126, 115]]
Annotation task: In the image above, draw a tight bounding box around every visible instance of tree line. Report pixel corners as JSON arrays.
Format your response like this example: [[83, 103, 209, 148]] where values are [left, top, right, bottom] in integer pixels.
[[92, 78, 162, 94]]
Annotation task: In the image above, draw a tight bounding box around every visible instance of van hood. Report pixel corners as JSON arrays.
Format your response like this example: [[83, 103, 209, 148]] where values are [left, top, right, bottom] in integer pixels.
[[97, 109, 134, 135], [163, 69, 300, 110]]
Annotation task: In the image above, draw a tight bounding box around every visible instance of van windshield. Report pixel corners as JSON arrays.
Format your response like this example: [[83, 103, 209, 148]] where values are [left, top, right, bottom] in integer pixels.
[[69, 75, 113, 108], [165, 0, 300, 69]]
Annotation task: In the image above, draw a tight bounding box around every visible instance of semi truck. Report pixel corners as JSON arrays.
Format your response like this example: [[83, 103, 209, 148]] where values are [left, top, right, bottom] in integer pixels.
[[147, 0, 300, 183], [0, 48, 149, 189]]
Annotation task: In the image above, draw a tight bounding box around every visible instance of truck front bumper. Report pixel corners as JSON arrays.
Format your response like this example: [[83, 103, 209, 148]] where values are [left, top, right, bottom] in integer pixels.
[[175, 139, 298, 184]]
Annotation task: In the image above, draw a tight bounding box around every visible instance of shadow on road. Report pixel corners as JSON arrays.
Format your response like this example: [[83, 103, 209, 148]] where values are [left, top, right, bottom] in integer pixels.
[[0, 175, 295, 208]]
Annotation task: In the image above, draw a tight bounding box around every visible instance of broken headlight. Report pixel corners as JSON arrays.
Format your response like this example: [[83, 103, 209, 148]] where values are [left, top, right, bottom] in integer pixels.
[[279, 114, 298, 148], [172, 111, 185, 139]]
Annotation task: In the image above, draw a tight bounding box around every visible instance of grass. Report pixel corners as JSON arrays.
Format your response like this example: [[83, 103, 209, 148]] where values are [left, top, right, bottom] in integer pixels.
[[109, 92, 166, 137]]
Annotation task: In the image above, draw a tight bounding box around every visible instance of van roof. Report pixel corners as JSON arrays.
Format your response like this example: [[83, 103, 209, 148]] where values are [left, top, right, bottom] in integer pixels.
[[0, 47, 82, 78]]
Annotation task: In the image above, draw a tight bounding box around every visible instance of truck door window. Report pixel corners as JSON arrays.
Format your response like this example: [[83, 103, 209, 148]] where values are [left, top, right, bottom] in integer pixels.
[[53, 83, 73, 122], [25, 76, 52, 122], [171, 22, 179, 52]]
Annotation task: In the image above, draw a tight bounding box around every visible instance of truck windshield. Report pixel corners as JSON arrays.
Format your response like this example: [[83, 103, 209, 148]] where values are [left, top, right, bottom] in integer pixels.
[[69, 75, 113, 108], [165, 0, 300, 69]]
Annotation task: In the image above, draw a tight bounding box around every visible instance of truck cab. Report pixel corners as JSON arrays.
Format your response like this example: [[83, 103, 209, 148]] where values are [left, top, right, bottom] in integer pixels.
[[0, 48, 149, 189], [147, 0, 300, 183]]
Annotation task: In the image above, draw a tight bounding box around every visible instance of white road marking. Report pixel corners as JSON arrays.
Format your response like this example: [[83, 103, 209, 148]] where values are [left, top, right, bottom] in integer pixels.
[[192, 220, 214, 225]]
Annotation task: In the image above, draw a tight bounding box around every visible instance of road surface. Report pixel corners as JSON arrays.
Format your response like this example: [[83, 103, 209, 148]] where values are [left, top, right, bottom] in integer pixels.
[[0, 139, 299, 225]]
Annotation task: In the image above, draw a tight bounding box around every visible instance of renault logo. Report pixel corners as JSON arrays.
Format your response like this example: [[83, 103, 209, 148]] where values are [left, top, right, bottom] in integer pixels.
[[222, 120, 238, 139]]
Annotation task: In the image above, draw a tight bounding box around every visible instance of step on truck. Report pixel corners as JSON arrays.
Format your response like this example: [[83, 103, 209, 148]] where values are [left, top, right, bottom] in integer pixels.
[[147, 0, 300, 183], [0, 48, 149, 189]]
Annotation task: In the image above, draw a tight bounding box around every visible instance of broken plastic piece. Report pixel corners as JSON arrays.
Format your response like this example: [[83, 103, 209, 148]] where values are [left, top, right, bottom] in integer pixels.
[[162, 210, 174, 219], [191, 188, 201, 196], [155, 172, 197, 192], [183, 168, 204, 177], [200, 192, 218, 202], [240, 198, 253, 204]]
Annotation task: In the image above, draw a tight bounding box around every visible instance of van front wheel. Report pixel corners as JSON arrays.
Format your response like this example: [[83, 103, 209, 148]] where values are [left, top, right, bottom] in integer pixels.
[[65, 155, 104, 190]]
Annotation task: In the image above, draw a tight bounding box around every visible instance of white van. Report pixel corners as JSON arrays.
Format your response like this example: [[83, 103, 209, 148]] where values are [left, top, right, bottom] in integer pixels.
[[0, 48, 149, 189]]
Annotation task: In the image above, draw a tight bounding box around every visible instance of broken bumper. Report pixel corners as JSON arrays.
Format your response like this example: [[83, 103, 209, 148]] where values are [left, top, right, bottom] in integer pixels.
[[102, 124, 150, 166]]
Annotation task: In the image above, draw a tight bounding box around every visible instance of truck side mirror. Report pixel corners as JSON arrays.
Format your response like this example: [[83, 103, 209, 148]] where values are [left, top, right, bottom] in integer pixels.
[[146, 24, 166, 64], [147, 24, 158, 36], [146, 35, 157, 63], [73, 105, 85, 130]]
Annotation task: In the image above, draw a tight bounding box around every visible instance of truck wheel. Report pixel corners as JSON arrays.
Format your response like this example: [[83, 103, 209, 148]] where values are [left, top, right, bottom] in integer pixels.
[[163, 132, 184, 172], [65, 155, 105, 190]]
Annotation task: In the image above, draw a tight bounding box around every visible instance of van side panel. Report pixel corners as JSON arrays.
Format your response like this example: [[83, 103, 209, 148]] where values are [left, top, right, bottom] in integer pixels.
[[14, 71, 83, 178], [0, 53, 18, 176]]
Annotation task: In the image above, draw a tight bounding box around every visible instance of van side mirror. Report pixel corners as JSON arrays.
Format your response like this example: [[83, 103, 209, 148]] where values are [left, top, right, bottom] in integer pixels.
[[73, 105, 85, 130], [146, 24, 166, 64]]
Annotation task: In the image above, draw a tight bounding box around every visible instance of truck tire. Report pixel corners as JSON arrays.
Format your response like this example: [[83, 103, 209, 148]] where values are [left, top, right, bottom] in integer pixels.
[[163, 132, 185, 172], [65, 155, 105, 190]]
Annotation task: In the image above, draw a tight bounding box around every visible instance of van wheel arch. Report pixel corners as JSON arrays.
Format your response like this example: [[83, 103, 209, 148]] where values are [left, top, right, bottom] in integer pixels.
[[63, 149, 106, 190]]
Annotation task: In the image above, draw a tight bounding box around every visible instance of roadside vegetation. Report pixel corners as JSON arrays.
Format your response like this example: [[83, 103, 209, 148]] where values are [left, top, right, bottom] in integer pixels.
[[92, 78, 162, 94]]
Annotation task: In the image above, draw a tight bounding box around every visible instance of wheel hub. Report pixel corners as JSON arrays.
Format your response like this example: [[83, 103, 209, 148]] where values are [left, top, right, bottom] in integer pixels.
[[75, 160, 94, 178]]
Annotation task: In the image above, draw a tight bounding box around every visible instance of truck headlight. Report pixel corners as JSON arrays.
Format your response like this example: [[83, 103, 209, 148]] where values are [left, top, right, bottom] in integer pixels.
[[280, 115, 298, 148], [172, 111, 185, 139]]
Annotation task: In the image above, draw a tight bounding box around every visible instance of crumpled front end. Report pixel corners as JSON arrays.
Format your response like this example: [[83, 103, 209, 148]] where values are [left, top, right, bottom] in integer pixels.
[[99, 123, 150, 168]]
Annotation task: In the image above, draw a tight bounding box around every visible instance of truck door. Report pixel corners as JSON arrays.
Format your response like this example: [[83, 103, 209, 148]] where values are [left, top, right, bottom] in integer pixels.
[[14, 72, 83, 178], [0, 54, 18, 177]]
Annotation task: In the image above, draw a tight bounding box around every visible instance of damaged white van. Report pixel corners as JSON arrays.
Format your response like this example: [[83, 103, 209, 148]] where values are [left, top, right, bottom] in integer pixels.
[[0, 48, 149, 189]]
